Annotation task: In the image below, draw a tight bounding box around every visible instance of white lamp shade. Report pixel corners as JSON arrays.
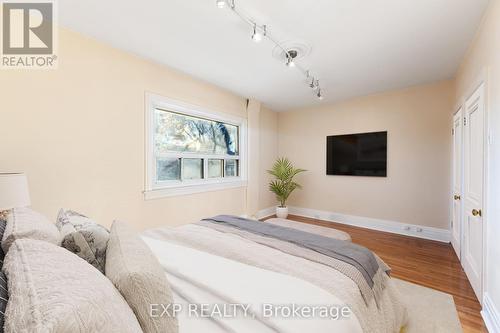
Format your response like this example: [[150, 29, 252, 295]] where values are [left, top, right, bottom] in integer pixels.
[[0, 173, 31, 211]]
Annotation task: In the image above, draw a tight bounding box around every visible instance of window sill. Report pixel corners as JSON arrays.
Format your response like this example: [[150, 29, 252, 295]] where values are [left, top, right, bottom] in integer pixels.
[[143, 180, 247, 200]]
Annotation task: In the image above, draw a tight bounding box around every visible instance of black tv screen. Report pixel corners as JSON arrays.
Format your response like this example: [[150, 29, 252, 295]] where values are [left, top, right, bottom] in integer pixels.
[[327, 131, 387, 177]]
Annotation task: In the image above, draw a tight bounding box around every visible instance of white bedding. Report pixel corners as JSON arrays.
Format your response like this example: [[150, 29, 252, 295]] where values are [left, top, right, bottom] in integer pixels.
[[144, 237, 363, 333]]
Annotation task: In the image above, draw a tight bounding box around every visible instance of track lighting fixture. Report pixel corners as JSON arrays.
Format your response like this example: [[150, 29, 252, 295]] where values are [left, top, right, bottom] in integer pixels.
[[217, 0, 324, 100], [216, 0, 226, 9]]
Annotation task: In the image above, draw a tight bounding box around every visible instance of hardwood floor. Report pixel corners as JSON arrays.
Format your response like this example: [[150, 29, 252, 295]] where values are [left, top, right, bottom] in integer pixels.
[[263, 214, 487, 333]]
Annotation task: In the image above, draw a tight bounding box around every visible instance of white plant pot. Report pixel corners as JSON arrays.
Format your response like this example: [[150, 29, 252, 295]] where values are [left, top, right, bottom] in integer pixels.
[[276, 206, 289, 219]]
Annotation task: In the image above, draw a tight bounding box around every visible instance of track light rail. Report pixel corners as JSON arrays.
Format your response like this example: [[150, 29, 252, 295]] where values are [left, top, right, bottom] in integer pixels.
[[216, 0, 324, 100]]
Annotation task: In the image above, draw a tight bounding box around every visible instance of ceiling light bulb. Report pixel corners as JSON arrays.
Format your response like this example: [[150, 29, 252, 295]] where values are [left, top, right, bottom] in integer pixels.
[[216, 0, 226, 8], [252, 32, 262, 42], [286, 56, 295, 67], [252, 24, 262, 42]]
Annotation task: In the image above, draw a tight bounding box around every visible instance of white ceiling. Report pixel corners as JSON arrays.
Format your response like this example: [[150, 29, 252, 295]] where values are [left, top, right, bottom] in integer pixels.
[[59, 0, 490, 111]]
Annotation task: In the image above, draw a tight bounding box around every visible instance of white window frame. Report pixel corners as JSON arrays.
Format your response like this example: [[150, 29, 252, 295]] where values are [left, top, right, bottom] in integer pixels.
[[144, 93, 247, 199]]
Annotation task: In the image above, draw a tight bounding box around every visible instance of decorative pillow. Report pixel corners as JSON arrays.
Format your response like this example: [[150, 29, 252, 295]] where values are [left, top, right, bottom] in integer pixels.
[[0, 272, 7, 331], [0, 217, 7, 266], [1, 207, 60, 253], [106, 221, 178, 333], [2, 238, 142, 333], [56, 209, 110, 273], [0, 218, 7, 331]]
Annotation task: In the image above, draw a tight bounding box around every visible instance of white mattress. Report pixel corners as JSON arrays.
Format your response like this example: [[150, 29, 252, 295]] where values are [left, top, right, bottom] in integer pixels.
[[144, 236, 363, 333]]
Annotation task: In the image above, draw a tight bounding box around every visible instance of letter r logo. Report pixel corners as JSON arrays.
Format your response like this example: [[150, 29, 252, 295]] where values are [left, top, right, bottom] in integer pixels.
[[2, 2, 53, 54]]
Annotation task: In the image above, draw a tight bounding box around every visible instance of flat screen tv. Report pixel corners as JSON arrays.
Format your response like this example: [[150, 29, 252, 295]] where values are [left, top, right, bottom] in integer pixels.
[[326, 131, 387, 177]]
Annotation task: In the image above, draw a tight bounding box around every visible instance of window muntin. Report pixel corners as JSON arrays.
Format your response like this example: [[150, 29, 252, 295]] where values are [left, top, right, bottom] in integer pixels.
[[153, 108, 242, 186]]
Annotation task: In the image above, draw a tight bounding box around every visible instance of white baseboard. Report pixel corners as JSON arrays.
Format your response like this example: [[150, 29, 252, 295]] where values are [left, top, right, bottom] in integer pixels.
[[255, 207, 276, 219], [483, 293, 500, 333], [256, 206, 451, 243]]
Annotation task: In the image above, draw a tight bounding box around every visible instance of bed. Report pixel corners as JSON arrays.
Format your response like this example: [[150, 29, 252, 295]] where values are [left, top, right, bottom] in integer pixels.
[[142, 215, 409, 333], [0, 208, 408, 333]]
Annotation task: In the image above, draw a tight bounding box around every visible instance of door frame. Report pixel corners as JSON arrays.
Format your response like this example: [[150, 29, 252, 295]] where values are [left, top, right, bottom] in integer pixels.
[[451, 105, 464, 260], [457, 68, 490, 305]]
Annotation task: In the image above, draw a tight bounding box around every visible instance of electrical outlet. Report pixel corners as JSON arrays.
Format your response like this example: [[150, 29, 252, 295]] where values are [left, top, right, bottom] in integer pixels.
[[416, 227, 423, 233], [403, 226, 411, 231]]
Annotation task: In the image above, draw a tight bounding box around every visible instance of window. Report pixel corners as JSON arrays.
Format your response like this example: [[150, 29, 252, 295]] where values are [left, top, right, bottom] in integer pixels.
[[145, 94, 246, 199]]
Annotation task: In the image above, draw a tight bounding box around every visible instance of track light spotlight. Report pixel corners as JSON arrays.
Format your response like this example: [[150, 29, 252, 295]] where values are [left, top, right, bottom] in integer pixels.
[[252, 24, 263, 42], [216, 0, 226, 9], [313, 80, 319, 91], [309, 77, 316, 89], [317, 89, 324, 100]]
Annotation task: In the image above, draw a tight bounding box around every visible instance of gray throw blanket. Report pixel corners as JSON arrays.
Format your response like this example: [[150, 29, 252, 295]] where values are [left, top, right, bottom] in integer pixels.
[[201, 215, 390, 304]]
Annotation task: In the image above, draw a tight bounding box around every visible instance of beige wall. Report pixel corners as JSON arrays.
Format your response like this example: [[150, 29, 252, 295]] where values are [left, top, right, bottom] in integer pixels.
[[259, 107, 279, 210], [278, 80, 454, 229], [455, 0, 500, 315], [0, 28, 254, 230]]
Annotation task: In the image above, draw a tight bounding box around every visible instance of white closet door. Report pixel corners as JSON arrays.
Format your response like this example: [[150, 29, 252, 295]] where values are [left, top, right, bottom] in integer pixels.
[[462, 83, 485, 302]]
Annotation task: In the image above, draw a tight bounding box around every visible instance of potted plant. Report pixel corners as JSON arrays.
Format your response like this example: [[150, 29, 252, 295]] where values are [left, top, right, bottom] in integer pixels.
[[267, 158, 306, 219]]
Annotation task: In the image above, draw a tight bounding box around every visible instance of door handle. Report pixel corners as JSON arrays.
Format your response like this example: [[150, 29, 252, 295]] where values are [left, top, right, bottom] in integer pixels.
[[472, 209, 482, 217], [454, 195, 461, 201]]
